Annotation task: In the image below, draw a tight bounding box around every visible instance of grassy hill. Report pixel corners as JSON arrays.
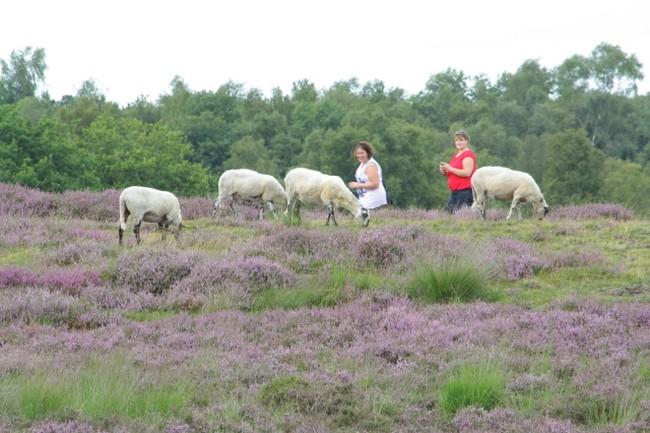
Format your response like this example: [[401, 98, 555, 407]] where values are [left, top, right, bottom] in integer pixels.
[[0, 184, 648, 432]]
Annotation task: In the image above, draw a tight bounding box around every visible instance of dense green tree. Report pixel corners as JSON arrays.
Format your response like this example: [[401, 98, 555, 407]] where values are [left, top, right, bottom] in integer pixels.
[[599, 158, 650, 212], [81, 114, 213, 196], [222, 136, 279, 176], [0, 47, 47, 104], [542, 129, 606, 205], [412, 69, 471, 130], [1, 44, 649, 214]]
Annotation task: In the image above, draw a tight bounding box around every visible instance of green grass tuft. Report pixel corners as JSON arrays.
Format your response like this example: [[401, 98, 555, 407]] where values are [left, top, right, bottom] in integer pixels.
[[0, 355, 192, 422], [439, 360, 506, 417], [406, 261, 495, 303]]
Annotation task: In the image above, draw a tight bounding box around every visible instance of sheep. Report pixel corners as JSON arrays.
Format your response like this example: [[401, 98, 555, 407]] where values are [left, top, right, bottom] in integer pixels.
[[118, 186, 182, 245], [284, 167, 369, 227], [212, 169, 288, 220], [471, 166, 549, 220]]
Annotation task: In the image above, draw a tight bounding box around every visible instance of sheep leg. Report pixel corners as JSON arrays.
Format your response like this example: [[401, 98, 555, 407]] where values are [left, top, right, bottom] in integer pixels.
[[295, 201, 302, 222], [507, 198, 519, 220], [134, 221, 142, 244], [326, 204, 338, 226], [267, 202, 278, 219]]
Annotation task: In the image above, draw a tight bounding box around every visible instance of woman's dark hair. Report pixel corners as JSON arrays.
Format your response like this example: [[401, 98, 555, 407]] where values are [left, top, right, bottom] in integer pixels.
[[355, 141, 375, 158]]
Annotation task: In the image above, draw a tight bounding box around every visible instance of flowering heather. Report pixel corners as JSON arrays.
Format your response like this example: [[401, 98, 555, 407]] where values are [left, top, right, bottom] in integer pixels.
[[453, 407, 583, 433], [28, 420, 111, 433], [56, 189, 120, 222], [480, 237, 549, 280], [0, 266, 101, 293], [0, 266, 38, 288], [355, 229, 406, 268], [0, 216, 52, 247], [47, 242, 103, 266], [246, 227, 357, 271], [0, 297, 647, 431], [62, 226, 113, 242], [548, 203, 634, 221], [548, 250, 606, 269], [0, 287, 92, 327], [39, 268, 103, 294], [113, 249, 200, 294], [172, 256, 296, 301], [371, 206, 445, 220], [179, 196, 213, 220], [0, 183, 58, 217]]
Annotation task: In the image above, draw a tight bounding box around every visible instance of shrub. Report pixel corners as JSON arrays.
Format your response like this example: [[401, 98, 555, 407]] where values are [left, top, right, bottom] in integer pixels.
[[481, 238, 548, 281], [548, 203, 633, 221], [113, 250, 199, 294], [355, 231, 405, 268], [440, 360, 506, 418], [0, 183, 58, 217], [173, 256, 295, 295], [406, 262, 491, 303], [0, 266, 38, 288]]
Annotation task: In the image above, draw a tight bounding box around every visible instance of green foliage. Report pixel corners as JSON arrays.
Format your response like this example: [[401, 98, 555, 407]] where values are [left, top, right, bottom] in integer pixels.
[[0, 355, 191, 422], [223, 135, 279, 176], [599, 158, 650, 213], [406, 261, 493, 303], [543, 129, 606, 205], [0, 47, 47, 104], [2, 44, 650, 211], [439, 360, 506, 417], [258, 375, 312, 411]]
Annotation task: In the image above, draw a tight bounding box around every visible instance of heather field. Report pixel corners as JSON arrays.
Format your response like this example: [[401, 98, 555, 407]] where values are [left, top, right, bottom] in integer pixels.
[[0, 183, 649, 433]]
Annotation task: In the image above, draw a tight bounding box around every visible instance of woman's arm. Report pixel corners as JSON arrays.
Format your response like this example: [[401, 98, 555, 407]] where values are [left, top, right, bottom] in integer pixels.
[[349, 163, 380, 190], [443, 157, 474, 177]]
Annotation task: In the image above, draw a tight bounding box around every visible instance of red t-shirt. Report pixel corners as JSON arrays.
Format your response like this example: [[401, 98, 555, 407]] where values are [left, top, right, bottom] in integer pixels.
[[446, 149, 477, 191]]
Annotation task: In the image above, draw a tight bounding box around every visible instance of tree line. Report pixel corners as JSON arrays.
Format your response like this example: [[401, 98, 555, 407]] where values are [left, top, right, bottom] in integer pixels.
[[1, 43, 650, 213]]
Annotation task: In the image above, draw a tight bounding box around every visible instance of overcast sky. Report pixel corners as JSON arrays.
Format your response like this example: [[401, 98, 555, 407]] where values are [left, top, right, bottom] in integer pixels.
[[3, 0, 649, 106]]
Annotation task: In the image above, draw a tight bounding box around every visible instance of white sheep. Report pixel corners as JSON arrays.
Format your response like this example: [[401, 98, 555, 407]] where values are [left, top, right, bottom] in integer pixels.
[[284, 167, 369, 227], [212, 169, 288, 219], [471, 166, 549, 220], [118, 186, 182, 245]]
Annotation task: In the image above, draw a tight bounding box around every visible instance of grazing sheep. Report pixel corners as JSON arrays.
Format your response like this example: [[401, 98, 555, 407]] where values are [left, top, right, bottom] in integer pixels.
[[284, 167, 369, 227], [118, 186, 182, 245], [471, 166, 549, 220], [212, 169, 287, 219]]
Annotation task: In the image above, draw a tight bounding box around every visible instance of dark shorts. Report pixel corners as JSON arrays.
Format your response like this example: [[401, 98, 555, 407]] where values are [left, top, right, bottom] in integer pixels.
[[445, 188, 473, 213]]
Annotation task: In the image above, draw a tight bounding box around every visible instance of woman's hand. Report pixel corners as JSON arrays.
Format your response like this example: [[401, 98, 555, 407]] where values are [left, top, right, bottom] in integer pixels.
[[439, 162, 450, 174], [348, 181, 360, 189]]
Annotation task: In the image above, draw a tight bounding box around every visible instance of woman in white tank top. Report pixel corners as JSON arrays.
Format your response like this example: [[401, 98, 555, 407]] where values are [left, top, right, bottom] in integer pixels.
[[347, 141, 388, 209]]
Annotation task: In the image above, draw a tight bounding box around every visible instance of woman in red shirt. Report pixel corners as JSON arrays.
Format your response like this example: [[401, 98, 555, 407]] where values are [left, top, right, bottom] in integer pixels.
[[439, 129, 477, 212]]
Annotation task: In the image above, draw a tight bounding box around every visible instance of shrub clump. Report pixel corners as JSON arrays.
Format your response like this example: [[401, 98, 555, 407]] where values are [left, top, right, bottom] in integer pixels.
[[113, 250, 200, 294], [173, 256, 296, 295], [355, 231, 405, 268], [548, 203, 633, 221], [481, 238, 548, 281]]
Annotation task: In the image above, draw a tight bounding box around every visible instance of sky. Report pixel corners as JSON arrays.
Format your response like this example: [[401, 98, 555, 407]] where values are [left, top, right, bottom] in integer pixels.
[[3, 0, 650, 106]]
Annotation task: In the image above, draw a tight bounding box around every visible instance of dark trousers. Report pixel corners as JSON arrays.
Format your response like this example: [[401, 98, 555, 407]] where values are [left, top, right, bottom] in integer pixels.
[[445, 188, 473, 213]]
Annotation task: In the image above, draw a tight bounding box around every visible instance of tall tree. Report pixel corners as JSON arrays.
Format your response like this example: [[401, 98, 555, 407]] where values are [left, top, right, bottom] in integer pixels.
[[0, 47, 47, 104], [543, 129, 605, 205]]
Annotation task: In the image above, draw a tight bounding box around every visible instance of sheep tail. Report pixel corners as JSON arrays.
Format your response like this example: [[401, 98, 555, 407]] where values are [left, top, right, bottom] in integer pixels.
[[119, 197, 127, 230]]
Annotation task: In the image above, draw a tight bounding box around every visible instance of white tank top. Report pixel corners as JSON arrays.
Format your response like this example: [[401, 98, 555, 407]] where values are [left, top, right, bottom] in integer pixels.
[[355, 158, 387, 209]]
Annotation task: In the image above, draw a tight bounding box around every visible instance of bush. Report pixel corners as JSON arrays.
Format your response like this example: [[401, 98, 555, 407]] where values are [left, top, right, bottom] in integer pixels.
[[113, 250, 199, 294], [355, 231, 405, 268]]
